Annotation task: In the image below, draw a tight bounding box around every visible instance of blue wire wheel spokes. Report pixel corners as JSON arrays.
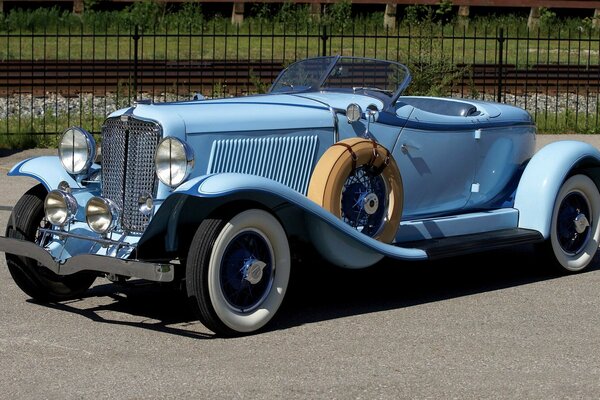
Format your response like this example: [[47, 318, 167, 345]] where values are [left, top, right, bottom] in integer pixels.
[[340, 166, 388, 237], [556, 191, 591, 255], [219, 230, 274, 313]]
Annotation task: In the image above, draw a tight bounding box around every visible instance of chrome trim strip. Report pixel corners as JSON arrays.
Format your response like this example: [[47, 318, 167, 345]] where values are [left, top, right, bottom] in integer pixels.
[[38, 228, 134, 248], [330, 106, 339, 143], [0, 236, 174, 282]]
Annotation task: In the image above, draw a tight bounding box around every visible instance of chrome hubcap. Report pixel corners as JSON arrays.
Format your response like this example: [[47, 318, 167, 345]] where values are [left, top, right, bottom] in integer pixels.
[[242, 259, 267, 285], [363, 193, 379, 215], [557, 192, 592, 255], [574, 213, 590, 234]]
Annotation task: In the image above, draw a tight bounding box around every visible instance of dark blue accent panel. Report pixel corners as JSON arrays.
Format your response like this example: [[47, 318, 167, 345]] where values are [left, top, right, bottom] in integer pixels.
[[376, 111, 533, 131]]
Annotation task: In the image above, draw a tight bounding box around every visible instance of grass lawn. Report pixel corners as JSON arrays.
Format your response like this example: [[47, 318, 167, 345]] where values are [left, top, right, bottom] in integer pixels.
[[0, 23, 598, 67]]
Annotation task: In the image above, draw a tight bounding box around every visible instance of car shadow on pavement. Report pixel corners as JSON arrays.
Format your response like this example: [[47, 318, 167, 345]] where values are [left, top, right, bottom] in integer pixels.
[[273, 244, 600, 332], [30, 281, 213, 339], [30, 244, 600, 338], [0, 149, 21, 158]]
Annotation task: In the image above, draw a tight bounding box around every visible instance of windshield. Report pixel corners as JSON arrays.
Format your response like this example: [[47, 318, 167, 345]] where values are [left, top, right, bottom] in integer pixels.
[[269, 56, 411, 98], [270, 57, 337, 93]]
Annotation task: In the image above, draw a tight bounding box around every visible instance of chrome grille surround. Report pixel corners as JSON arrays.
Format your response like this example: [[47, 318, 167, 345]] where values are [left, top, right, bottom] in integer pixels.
[[101, 116, 162, 232], [207, 135, 319, 195]]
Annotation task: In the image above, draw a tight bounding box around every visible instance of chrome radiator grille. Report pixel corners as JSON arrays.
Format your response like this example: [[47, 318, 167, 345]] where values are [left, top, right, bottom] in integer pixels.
[[101, 116, 161, 232], [207, 135, 319, 194]]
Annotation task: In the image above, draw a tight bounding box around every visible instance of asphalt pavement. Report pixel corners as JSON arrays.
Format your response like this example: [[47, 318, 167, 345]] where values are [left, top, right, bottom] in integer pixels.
[[1, 135, 600, 399]]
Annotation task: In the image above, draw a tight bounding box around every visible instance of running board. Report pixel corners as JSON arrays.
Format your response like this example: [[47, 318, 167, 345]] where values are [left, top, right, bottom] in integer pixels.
[[400, 228, 544, 260]]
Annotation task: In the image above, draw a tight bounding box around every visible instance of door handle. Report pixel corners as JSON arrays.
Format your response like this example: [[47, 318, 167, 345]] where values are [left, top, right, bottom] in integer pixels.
[[401, 142, 420, 154]]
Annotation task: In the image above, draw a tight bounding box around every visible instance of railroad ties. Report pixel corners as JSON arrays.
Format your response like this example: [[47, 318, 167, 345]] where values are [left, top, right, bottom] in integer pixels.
[[0, 60, 598, 97]]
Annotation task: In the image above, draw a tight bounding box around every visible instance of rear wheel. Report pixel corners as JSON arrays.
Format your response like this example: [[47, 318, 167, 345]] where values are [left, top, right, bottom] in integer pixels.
[[543, 174, 600, 272], [6, 184, 96, 301], [186, 209, 291, 336]]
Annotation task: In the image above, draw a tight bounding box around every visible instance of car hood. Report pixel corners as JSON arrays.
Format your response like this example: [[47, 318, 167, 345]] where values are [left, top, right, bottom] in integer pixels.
[[108, 94, 337, 136]]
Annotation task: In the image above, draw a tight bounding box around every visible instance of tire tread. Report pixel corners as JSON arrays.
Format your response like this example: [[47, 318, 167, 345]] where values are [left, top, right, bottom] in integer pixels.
[[6, 184, 95, 301], [186, 217, 237, 336]]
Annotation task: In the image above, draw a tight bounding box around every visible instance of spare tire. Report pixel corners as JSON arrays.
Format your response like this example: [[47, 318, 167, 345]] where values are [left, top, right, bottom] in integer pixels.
[[307, 137, 403, 243]]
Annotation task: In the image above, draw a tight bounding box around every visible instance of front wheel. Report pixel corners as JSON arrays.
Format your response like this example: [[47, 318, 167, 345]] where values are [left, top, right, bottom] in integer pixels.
[[543, 174, 600, 272], [6, 184, 96, 301], [186, 209, 291, 336]]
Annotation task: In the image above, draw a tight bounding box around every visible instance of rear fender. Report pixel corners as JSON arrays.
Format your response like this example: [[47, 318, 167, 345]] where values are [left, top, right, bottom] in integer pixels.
[[514, 140, 600, 239], [138, 173, 427, 268]]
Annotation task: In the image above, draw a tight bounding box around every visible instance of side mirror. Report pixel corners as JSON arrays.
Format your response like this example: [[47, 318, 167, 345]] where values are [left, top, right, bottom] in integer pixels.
[[364, 109, 379, 138], [366, 109, 379, 123]]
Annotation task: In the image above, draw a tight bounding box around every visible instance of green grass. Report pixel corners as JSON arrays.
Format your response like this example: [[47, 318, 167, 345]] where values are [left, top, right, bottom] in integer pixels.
[[0, 6, 598, 65], [0, 112, 105, 149], [535, 110, 600, 134], [0, 25, 597, 67]]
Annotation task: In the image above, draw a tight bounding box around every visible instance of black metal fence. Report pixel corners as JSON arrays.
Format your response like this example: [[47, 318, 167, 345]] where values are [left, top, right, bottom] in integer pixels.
[[0, 22, 599, 144]]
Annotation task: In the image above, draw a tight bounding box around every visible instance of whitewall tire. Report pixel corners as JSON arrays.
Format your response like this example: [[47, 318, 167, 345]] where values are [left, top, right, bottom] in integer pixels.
[[547, 174, 600, 272], [186, 209, 291, 336]]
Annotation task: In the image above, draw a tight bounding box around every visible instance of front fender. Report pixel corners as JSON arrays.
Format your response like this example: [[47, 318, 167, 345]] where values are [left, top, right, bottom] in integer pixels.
[[514, 140, 600, 239], [8, 156, 81, 190], [139, 173, 427, 268]]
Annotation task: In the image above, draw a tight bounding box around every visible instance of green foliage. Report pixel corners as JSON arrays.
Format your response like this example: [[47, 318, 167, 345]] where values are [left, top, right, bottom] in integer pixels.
[[165, 2, 204, 31], [250, 2, 313, 26], [0, 112, 106, 149], [469, 14, 524, 33], [323, 0, 352, 31], [406, 60, 467, 97], [0, 4, 597, 37], [402, 5, 432, 25], [0, 130, 38, 149], [435, 0, 454, 24], [124, 0, 165, 31], [536, 110, 600, 134], [403, 30, 469, 96], [401, 1, 453, 26], [250, 3, 273, 23], [211, 81, 227, 98], [277, 3, 312, 26], [539, 7, 557, 30], [580, 17, 595, 32], [83, 0, 102, 12], [36, 134, 60, 149], [249, 68, 268, 94], [0, 7, 80, 33]]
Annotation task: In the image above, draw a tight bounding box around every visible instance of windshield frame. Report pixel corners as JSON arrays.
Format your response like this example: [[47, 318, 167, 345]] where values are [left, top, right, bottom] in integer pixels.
[[269, 56, 412, 107]]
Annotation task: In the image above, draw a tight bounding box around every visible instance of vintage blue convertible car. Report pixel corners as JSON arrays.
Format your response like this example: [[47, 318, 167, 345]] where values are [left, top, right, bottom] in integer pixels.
[[2, 56, 600, 335]]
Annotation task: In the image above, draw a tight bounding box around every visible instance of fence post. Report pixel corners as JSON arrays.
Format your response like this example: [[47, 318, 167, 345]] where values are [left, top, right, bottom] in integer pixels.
[[497, 27, 505, 103], [133, 25, 140, 102], [321, 25, 328, 57]]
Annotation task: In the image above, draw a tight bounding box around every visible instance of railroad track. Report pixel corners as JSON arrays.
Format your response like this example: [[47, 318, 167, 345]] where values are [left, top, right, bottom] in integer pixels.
[[1, 60, 599, 96]]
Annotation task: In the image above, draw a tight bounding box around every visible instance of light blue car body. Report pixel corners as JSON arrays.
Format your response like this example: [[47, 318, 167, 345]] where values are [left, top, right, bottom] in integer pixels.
[[8, 56, 600, 270]]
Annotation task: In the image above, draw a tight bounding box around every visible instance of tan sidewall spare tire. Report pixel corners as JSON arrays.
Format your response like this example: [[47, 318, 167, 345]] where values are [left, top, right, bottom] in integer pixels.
[[307, 137, 403, 243]]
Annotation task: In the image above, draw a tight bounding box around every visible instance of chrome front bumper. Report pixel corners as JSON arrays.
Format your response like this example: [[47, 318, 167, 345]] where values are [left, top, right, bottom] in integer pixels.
[[0, 236, 174, 282]]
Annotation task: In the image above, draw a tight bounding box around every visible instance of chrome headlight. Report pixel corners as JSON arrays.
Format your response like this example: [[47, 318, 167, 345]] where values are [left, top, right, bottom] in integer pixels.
[[346, 103, 362, 123], [155, 137, 194, 187], [59, 127, 96, 175], [86, 197, 119, 234], [44, 190, 78, 227]]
